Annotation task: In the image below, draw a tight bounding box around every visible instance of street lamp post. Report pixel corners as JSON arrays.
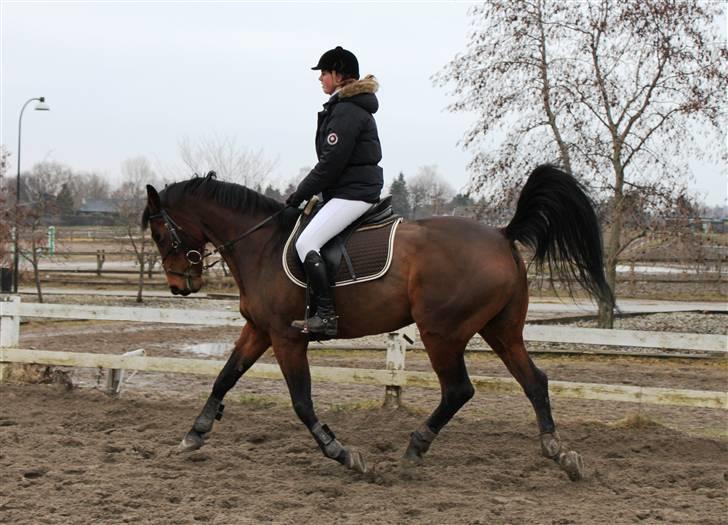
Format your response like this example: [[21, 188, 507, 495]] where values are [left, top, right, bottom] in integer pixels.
[[12, 96, 50, 294]]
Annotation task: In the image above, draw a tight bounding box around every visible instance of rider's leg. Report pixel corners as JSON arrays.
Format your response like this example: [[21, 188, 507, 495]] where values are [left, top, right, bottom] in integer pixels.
[[293, 198, 372, 335], [299, 250, 337, 335]]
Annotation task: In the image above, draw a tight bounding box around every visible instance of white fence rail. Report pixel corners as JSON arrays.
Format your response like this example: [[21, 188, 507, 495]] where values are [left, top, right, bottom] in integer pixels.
[[1, 296, 726, 410], [2, 297, 725, 353], [1, 347, 725, 410]]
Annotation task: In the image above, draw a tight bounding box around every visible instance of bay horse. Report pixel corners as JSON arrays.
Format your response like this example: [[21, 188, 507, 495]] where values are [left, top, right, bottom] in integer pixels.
[[143, 164, 612, 481]]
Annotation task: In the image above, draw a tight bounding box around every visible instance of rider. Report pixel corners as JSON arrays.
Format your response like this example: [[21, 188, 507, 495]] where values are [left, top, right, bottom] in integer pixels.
[[286, 46, 384, 337]]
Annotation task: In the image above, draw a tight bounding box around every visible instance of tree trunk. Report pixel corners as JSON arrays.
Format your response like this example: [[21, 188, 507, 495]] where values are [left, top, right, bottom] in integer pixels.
[[598, 165, 625, 328], [146, 254, 155, 279], [136, 235, 146, 304], [136, 256, 145, 303], [31, 234, 43, 304], [127, 226, 146, 304]]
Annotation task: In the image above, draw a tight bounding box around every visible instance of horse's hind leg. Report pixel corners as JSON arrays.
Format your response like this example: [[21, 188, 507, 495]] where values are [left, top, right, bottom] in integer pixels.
[[480, 324, 585, 481], [403, 334, 474, 463], [178, 323, 270, 452]]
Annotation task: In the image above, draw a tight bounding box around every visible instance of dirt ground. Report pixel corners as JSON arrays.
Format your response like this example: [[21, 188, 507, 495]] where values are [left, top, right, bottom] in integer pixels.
[[1, 302, 727, 524]]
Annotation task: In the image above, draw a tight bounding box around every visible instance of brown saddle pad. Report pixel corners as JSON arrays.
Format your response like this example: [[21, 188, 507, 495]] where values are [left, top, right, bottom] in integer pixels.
[[283, 216, 402, 288]]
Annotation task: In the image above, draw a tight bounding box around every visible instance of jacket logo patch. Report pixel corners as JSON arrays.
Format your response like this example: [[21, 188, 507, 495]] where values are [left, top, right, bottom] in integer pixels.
[[326, 132, 339, 146]]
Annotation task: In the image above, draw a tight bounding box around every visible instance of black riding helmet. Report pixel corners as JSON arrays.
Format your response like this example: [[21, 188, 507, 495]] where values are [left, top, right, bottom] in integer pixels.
[[311, 46, 359, 79]]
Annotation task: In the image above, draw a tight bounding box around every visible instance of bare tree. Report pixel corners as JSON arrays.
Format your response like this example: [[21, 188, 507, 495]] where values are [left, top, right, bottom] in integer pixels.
[[118, 199, 150, 303], [67, 172, 111, 209], [114, 157, 159, 303], [0, 147, 12, 275], [22, 161, 73, 207], [438, 0, 727, 326], [408, 165, 455, 218], [178, 134, 277, 187], [115, 156, 159, 201], [12, 161, 78, 301]]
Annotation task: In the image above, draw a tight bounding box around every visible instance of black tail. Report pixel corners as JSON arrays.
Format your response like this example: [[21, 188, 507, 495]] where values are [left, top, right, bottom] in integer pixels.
[[504, 164, 613, 306]]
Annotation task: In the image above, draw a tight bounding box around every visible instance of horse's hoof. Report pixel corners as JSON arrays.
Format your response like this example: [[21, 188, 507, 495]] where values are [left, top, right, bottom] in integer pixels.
[[177, 431, 206, 453], [540, 432, 562, 459], [345, 450, 368, 474], [559, 450, 585, 481], [401, 449, 424, 465]]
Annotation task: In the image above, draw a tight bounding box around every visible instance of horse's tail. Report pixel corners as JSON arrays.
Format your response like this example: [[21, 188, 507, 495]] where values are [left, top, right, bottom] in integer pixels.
[[504, 164, 614, 306]]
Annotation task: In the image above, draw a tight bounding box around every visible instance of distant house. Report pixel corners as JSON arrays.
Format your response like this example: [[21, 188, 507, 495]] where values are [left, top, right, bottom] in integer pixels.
[[77, 198, 121, 218], [703, 217, 727, 234], [667, 216, 727, 234]]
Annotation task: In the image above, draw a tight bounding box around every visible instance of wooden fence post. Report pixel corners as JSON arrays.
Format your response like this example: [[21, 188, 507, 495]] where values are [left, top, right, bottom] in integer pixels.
[[96, 250, 105, 276], [383, 333, 405, 408], [106, 348, 146, 396], [383, 325, 415, 408], [0, 296, 21, 382]]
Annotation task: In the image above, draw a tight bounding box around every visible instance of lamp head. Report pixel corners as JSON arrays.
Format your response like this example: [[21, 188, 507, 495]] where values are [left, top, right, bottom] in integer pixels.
[[35, 97, 50, 111]]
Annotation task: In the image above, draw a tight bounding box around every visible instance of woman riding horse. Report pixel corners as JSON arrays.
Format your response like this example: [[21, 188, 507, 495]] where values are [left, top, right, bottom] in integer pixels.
[[286, 46, 384, 337], [144, 162, 612, 481]]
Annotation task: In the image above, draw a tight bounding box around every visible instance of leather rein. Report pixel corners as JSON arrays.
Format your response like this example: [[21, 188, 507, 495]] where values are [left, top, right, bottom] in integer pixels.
[[148, 206, 289, 285]]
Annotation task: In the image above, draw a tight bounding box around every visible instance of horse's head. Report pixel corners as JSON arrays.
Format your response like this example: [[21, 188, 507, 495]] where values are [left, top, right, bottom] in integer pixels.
[[144, 185, 207, 296]]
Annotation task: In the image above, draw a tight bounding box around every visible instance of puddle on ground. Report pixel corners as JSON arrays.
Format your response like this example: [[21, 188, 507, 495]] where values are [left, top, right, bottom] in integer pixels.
[[180, 342, 230, 357]]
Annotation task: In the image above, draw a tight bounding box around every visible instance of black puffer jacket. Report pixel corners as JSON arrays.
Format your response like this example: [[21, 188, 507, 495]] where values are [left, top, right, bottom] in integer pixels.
[[291, 75, 383, 204]]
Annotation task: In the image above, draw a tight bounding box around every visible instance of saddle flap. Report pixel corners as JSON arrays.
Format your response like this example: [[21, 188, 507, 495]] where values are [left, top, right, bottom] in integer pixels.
[[283, 207, 402, 288]]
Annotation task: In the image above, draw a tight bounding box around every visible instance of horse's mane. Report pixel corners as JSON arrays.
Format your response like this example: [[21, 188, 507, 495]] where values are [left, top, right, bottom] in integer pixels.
[[165, 173, 284, 214], [142, 172, 289, 230]]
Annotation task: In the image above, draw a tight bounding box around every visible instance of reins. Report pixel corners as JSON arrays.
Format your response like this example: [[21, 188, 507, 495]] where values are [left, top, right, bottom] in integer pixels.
[[203, 206, 288, 266], [149, 206, 292, 273]]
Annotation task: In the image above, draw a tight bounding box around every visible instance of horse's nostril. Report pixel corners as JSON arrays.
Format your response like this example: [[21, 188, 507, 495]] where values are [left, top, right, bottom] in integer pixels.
[[170, 286, 180, 295]]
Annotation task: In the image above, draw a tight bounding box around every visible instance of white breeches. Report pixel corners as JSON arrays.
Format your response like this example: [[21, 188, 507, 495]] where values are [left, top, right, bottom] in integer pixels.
[[295, 198, 373, 262]]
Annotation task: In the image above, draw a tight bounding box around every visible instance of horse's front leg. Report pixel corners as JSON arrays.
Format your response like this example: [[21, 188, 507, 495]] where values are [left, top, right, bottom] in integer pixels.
[[271, 334, 368, 474], [178, 323, 270, 452]]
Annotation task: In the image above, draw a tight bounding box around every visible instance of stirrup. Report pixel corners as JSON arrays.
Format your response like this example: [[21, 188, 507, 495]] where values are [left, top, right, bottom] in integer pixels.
[[291, 318, 307, 331], [292, 314, 337, 336]]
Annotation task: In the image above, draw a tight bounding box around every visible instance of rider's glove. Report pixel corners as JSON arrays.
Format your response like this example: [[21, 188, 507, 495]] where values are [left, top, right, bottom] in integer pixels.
[[285, 192, 304, 207]]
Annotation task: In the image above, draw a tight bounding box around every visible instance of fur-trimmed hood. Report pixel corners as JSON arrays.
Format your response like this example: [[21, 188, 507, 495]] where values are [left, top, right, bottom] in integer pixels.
[[336, 75, 379, 114], [339, 75, 379, 98]]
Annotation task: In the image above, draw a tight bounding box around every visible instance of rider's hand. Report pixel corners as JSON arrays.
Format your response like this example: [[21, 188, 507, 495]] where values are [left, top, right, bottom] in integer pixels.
[[286, 192, 303, 207]]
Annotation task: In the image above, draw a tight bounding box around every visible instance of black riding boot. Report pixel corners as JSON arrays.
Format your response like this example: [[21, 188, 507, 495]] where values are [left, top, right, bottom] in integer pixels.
[[293, 250, 338, 337]]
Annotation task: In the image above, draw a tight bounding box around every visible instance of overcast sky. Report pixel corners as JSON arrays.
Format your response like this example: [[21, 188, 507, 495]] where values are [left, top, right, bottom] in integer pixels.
[[1, 1, 725, 206]]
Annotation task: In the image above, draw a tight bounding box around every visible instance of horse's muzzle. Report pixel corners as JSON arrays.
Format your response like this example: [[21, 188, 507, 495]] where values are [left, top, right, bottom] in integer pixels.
[[170, 286, 194, 296]]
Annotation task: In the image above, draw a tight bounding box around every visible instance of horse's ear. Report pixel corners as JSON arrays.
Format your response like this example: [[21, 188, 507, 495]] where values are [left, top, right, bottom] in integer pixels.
[[146, 185, 161, 214]]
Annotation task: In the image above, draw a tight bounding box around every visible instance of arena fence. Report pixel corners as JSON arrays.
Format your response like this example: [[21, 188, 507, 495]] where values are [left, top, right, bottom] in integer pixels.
[[0, 296, 726, 410]]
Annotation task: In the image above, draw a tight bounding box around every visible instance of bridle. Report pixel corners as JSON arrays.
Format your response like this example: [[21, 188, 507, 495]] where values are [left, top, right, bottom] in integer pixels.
[[148, 206, 289, 289]]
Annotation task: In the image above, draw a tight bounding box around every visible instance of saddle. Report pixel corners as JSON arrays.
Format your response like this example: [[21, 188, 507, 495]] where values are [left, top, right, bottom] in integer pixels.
[[283, 196, 402, 288]]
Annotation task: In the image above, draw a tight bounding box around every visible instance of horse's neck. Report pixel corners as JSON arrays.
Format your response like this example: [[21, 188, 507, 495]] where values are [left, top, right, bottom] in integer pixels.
[[202, 206, 286, 273], [205, 209, 263, 243]]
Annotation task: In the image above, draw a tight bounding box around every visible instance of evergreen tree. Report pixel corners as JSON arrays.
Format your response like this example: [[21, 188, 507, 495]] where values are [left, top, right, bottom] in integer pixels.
[[55, 182, 75, 215], [263, 184, 283, 202], [450, 193, 474, 208], [389, 172, 411, 218]]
